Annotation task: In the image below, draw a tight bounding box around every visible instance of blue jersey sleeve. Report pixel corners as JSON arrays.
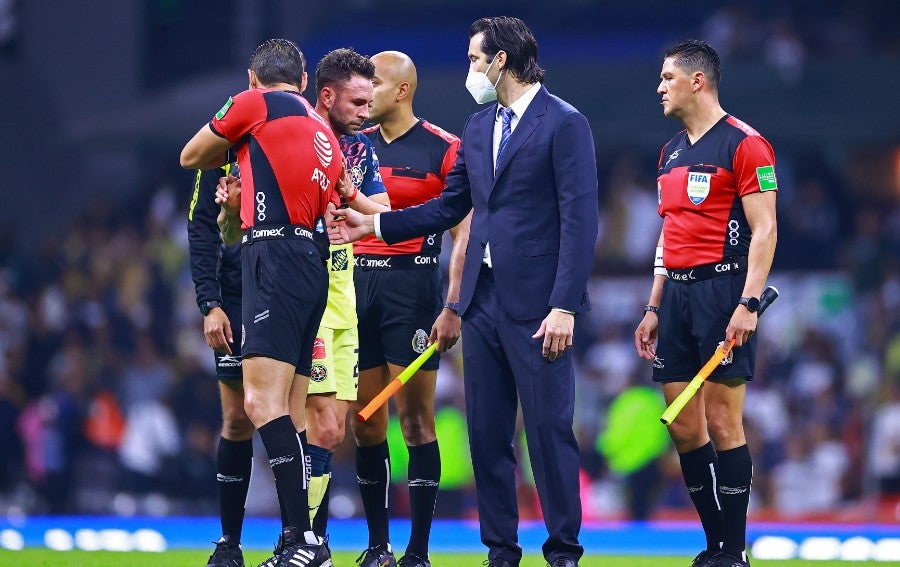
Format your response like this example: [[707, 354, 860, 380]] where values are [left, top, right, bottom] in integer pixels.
[[341, 134, 386, 197]]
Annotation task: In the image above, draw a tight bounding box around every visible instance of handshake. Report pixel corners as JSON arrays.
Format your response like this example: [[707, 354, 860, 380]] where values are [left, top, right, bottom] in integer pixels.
[[324, 202, 375, 245]]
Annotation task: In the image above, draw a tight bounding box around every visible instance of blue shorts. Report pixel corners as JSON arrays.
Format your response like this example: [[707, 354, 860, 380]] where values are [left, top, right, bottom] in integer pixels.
[[241, 238, 328, 377], [354, 257, 442, 372], [653, 273, 757, 383], [214, 295, 243, 381]]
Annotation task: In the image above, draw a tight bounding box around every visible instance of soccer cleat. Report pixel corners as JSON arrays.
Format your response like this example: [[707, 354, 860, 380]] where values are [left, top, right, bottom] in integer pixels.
[[357, 543, 397, 567], [274, 526, 332, 567], [690, 549, 718, 567], [710, 552, 750, 567], [397, 552, 431, 567], [256, 532, 284, 567], [547, 557, 577, 567], [482, 560, 517, 567], [206, 535, 245, 567]]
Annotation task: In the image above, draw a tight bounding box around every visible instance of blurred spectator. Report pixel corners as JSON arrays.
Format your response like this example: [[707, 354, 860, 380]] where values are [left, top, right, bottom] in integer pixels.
[[869, 382, 900, 499], [595, 379, 668, 520]]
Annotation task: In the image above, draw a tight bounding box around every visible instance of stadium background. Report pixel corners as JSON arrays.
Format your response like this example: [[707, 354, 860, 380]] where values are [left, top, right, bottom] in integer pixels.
[[0, 0, 898, 561]]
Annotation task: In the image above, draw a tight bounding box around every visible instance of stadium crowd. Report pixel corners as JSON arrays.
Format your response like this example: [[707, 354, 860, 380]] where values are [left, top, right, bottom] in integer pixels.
[[0, 143, 896, 523]]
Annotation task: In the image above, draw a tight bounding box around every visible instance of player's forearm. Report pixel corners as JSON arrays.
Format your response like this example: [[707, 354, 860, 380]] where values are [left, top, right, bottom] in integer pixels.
[[445, 212, 472, 302], [346, 191, 390, 215], [743, 222, 777, 299], [218, 206, 243, 246]]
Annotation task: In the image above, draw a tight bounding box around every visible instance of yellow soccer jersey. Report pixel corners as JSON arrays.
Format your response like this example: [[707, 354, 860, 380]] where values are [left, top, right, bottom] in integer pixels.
[[320, 243, 356, 330]]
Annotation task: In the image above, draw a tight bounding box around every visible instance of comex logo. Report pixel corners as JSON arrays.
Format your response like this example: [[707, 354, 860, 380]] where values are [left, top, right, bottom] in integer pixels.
[[314, 131, 333, 167]]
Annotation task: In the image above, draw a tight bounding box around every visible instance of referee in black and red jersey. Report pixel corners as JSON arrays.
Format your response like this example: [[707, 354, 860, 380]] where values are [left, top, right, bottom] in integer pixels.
[[181, 39, 342, 567], [351, 51, 470, 567], [635, 40, 778, 567]]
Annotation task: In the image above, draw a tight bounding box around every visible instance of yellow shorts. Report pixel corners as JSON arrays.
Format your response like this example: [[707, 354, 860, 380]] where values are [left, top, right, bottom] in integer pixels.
[[308, 325, 359, 401]]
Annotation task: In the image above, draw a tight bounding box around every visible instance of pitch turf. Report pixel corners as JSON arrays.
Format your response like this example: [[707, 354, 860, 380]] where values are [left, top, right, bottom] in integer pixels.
[[0, 549, 885, 566]]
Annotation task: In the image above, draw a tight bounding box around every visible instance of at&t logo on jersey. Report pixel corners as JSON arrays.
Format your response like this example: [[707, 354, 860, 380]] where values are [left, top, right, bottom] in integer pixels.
[[686, 172, 711, 205], [314, 131, 333, 167], [311, 168, 331, 191]]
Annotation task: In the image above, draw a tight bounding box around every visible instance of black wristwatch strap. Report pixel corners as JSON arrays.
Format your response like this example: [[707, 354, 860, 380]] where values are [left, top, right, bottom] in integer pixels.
[[643, 304, 659, 314], [199, 300, 222, 316], [443, 301, 460, 314]]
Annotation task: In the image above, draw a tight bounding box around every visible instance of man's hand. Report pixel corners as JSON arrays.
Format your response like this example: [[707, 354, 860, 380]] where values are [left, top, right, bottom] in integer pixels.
[[334, 160, 355, 199], [726, 306, 758, 347], [429, 308, 461, 353], [327, 206, 375, 244], [216, 175, 243, 245], [634, 312, 659, 360], [532, 310, 574, 361], [204, 307, 233, 355], [215, 175, 241, 212]]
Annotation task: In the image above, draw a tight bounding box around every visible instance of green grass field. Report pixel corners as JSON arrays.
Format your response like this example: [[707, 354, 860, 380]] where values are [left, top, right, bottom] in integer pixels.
[[0, 549, 885, 567]]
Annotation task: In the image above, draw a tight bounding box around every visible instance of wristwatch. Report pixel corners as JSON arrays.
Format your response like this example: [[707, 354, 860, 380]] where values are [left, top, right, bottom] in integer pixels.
[[199, 300, 222, 316], [643, 304, 659, 314], [738, 296, 760, 313], [443, 301, 460, 314]]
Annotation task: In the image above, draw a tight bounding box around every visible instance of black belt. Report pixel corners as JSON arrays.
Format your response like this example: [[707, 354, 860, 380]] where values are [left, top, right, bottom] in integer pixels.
[[354, 253, 439, 270], [242, 224, 315, 244], [667, 256, 747, 282]]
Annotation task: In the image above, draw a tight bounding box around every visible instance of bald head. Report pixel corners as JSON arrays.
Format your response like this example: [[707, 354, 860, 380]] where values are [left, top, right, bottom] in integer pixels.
[[368, 51, 419, 126], [372, 51, 417, 97]]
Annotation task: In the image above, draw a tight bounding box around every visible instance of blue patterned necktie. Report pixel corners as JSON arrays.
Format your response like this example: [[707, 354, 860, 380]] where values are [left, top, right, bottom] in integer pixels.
[[495, 106, 515, 173]]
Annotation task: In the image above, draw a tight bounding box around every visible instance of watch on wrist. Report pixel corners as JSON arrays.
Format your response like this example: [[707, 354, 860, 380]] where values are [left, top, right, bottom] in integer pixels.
[[738, 296, 760, 313], [443, 301, 460, 314], [643, 304, 659, 315], [199, 300, 221, 316]]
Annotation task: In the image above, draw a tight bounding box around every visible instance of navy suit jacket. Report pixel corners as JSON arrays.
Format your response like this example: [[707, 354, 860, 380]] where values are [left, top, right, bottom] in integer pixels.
[[380, 86, 599, 321]]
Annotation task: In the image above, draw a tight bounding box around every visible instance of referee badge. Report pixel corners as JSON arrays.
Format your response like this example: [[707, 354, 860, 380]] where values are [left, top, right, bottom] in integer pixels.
[[686, 171, 711, 205], [411, 329, 429, 354]]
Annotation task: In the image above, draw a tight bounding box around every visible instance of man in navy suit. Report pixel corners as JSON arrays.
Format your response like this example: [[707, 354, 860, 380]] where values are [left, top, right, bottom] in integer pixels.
[[329, 16, 598, 567]]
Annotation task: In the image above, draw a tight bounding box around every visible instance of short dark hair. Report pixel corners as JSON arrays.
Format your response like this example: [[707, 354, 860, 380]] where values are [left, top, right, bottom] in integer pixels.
[[249, 38, 306, 87], [315, 48, 375, 93], [469, 16, 545, 84], [665, 40, 721, 90]]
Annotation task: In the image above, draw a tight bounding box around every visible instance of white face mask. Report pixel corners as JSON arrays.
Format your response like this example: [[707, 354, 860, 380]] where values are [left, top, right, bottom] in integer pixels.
[[465, 55, 503, 104]]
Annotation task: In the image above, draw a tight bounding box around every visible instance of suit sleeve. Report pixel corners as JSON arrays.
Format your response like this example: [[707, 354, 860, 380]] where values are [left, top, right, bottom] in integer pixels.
[[188, 167, 225, 306], [379, 119, 472, 244], [549, 111, 599, 311]]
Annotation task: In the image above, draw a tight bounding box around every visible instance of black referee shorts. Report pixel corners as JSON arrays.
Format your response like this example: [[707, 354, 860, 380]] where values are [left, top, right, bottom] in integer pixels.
[[214, 294, 243, 381], [354, 261, 442, 372], [653, 273, 757, 383], [241, 238, 328, 377]]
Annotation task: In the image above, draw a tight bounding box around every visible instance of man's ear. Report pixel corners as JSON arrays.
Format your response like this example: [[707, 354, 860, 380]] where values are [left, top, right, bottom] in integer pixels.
[[248, 69, 259, 89], [495, 50, 507, 71], [320, 86, 335, 109], [692, 71, 705, 93], [300, 71, 308, 93], [396, 82, 409, 103]]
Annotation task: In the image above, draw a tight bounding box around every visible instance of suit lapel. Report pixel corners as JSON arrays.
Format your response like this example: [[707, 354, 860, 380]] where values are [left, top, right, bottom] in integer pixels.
[[492, 86, 549, 186], [475, 105, 497, 190]]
